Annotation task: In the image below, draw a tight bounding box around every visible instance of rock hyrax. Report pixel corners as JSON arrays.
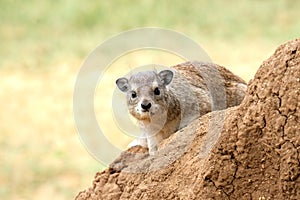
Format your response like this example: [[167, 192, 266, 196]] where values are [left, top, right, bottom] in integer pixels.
[[116, 61, 247, 155]]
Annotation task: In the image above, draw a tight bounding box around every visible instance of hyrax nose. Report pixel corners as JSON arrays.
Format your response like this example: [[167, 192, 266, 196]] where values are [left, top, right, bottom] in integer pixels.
[[141, 102, 152, 111]]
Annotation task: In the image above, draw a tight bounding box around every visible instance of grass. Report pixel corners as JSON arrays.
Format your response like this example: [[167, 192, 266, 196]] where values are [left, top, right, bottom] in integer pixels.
[[0, 0, 299, 199]]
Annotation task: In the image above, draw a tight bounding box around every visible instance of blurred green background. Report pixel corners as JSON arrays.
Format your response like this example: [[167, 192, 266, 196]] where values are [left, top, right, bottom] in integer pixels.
[[1, 0, 299, 199]]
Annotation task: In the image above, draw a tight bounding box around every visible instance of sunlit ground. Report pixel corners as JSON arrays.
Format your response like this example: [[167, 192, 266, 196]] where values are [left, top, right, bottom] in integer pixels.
[[1, 0, 299, 199]]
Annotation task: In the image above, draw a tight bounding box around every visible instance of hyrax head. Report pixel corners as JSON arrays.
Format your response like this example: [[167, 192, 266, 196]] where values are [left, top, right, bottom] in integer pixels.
[[116, 70, 174, 121]]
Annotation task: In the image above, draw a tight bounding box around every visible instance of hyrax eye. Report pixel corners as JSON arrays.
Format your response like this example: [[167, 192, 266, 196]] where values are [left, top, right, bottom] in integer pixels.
[[154, 87, 160, 95], [131, 91, 137, 98]]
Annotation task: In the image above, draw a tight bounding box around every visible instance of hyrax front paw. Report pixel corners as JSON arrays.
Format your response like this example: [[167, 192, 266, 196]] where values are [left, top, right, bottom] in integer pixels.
[[149, 145, 158, 156], [127, 139, 141, 148], [127, 137, 148, 148], [147, 137, 159, 155]]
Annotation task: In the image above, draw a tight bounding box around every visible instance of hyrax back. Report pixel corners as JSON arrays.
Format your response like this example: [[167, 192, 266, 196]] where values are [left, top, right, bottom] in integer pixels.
[[116, 61, 247, 155]]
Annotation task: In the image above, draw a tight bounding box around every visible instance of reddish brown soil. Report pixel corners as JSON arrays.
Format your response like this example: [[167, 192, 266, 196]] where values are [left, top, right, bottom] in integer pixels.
[[76, 39, 300, 200]]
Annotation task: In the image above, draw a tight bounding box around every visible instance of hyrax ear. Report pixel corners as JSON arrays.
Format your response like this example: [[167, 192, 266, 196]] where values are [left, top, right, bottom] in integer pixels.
[[158, 70, 173, 86], [116, 77, 130, 92]]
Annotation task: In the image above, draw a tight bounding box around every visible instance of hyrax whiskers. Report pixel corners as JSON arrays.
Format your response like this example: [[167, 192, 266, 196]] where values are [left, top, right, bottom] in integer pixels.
[[116, 61, 247, 155]]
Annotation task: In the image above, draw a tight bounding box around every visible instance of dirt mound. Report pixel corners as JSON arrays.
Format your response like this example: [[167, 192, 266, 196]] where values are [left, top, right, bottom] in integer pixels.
[[75, 39, 300, 200]]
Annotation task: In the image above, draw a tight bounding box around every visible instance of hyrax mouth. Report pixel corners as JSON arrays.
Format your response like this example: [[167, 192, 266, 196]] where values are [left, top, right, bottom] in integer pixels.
[[129, 108, 151, 121]]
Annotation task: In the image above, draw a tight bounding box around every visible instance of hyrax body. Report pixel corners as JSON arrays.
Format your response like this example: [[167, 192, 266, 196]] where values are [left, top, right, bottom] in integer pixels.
[[116, 61, 247, 155]]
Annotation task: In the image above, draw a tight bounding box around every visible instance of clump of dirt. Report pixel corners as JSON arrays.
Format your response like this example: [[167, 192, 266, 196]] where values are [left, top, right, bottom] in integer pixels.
[[75, 39, 299, 200]]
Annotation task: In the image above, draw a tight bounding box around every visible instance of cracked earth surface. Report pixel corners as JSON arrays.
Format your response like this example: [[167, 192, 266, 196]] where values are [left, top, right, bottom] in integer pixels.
[[76, 39, 299, 200]]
